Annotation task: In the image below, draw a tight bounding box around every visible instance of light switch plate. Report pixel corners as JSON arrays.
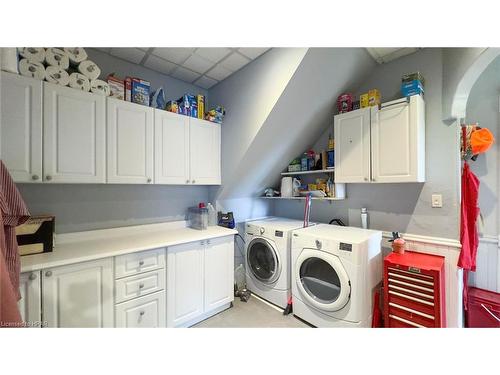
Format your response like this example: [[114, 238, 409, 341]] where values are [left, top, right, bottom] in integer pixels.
[[432, 194, 443, 208]]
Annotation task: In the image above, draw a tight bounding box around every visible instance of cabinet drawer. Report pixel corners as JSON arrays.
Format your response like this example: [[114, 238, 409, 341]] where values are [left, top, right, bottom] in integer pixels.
[[115, 248, 165, 279], [115, 268, 166, 304], [115, 291, 166, 328]]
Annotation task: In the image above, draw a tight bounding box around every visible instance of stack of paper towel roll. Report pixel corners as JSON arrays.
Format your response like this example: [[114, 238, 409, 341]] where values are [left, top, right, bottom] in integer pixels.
[[14, 47, 110, 96]]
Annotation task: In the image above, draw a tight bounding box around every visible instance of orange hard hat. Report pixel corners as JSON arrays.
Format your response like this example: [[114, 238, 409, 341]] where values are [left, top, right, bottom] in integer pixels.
[[471, 128, 495, 155]]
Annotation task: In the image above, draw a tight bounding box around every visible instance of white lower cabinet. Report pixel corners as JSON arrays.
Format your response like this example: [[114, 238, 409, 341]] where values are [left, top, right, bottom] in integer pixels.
[[18, 271, 42, 326], [167, 235, 234, 327], [115, 291, 166, 328], [42, 258, 114, 328]]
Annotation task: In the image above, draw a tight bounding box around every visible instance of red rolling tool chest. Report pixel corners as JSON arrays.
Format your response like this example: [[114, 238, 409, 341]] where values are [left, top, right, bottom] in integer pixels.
[[384, 251, 446, 328], [466, 287, 500, 328]]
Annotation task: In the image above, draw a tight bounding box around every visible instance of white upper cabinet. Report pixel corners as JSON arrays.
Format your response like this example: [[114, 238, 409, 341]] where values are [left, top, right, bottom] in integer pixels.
[[0, 72, 42, 182], [154, 109, 190, 184], [107, 98, 154, 184], [42, 258, 114, 328], [189, 118, 221, 185], [334, 107, 373, 183], [43, 82, 106, 183], [371, 95, 425, 183], [334, 95, 425, 184]]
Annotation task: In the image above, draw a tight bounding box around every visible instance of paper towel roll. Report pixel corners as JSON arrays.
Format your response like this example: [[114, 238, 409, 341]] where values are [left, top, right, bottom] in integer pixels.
[[64, 47, 88, 65], [69, 72, 90, 92], [90, 79, 110, 96], [45, 48, 69, 70], [45, 66, 70, 86], [78, 60, 101, 81], [18, 59, 45, 80], [18, 47, 46, 63], [1, 48, 19, 73]]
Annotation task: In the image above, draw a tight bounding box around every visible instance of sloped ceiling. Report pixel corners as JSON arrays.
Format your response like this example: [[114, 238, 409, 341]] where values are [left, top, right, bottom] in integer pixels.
[[209, 48, 377, 202]]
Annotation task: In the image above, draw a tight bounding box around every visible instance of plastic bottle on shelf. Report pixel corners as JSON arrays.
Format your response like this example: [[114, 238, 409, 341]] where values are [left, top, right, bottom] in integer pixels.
[[207, 203, 217, 226]]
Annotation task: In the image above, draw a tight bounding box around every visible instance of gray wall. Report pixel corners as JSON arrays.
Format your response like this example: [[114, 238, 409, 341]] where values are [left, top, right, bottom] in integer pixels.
[[87, 49, 208, 101], [274, 48, 461, 240], [15, 49, 210, 234], [465, 56, 500, 237]]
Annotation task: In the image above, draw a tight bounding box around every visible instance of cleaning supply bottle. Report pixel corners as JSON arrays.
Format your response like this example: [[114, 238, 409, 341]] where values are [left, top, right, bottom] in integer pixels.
[[327, 134, 335, 168], [207, 203, 217, 226], [361, 207, 368, 229]]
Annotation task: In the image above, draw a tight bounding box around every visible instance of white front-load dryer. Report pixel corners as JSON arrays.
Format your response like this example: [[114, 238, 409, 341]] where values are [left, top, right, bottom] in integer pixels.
[[245, 217, 307, 309], [291, 224, 382, 327]]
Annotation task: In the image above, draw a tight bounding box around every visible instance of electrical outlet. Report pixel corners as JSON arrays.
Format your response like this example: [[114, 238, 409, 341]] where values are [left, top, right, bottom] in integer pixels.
[[431, 194, 443, 208]]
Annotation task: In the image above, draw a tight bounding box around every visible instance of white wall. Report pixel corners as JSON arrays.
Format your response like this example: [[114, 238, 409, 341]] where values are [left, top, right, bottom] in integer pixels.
[[275, 48, 462, 240]]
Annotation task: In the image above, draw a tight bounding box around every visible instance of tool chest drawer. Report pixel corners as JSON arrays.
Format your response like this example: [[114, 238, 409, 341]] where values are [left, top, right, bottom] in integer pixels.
[[115, 248, 166, 279], [384, 251, 446, 328]]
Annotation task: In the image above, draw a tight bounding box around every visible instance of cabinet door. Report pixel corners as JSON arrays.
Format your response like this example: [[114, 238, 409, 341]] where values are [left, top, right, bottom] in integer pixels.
[[166, 241, 204, 327], [372, 95, 425, 183], [189, 118, 221, 185], [43, 82, 106, 183], [0, 72, 42, 182], [115, 291, 166, 328], [204, 236, 234, 312], [18, 271, 42, 327], [154, 110, 190, 184], [42, 258, 114, 328], [334, 107, 372, 183], [107, 98, 154, 184]]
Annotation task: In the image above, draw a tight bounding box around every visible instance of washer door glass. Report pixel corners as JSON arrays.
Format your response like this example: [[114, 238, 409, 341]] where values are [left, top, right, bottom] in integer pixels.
[[296, 249, 350, 312], [247, 238, 280, 283]]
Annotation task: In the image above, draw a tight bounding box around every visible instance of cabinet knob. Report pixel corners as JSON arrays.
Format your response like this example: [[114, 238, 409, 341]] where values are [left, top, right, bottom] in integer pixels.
[[45, 271, 52, 277], [192, 180, 196, 184], [186, 179, 190, 184], [207, 240, 211, 245], [45, 175, 52, 181], [139, 311, 145, 316], [139, 283, 144, 289], [31, 174, 39, 181], [29, 273, 37, 280], [147, 178, 152, 183], [201, 240, 205, 246], [364, 177, 368, 182], [138, 260, 144, 266]]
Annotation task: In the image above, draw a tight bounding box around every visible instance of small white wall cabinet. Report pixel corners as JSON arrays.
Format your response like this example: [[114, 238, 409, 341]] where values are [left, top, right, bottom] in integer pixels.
[[43, 82, 106, 183], [18, 271, 42, 326], [334, 95, 425, 183], [189, 117, 221, 185], [42, 258, 114, 328], [167, 236, 234, 327], [154, 109, 190, 184], [0, 72, 42, 183], [107, 98, 154, 184]]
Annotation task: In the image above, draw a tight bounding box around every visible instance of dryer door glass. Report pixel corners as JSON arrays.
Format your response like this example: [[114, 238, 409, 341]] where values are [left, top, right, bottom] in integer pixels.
[[247, 239, 279, 283], [299, 257, 341, 304]]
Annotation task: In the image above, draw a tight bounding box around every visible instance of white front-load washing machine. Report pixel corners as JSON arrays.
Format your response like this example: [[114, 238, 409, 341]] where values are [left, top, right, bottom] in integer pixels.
[[245, 217, 307, 309], [291, 224, 382, 327]]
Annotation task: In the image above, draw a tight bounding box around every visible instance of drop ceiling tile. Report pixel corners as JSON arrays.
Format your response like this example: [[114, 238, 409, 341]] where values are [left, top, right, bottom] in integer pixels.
[[182, 54, 214, 74], [238, 47, 269, 59], [152, 48, 194, 64], [206, 64, 233, 81], [195, 47, 232, 63], [195, 76, 218, 89], [171, 66, 201, 83], [220, 53, 251, 72], [144, 55, 177, 75], [109, 48, 146, 64]]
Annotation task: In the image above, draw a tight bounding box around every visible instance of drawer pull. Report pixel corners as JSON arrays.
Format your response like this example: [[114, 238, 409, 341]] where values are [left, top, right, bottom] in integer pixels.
[[389, 314, 426, 328], [389, 302, 435, 320], [139, 283, 145, 289], [139, 260, 145, 266], [388, 272, 434, 286], [389, 290, 435, 306], [388, 284, 434, 300], [388, 278, 434, 293], [388, 267, 434, 280], [139, 311, 145, 316], [29, 273, 37, 280]]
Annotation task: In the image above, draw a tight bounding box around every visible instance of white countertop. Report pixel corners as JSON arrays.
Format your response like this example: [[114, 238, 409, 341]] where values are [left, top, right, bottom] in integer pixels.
[[20, 221, 237, 273]]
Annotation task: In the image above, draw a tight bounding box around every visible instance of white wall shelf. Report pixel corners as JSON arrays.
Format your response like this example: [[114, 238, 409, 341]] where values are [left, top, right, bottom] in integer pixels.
[[281, 168, 334, 176]]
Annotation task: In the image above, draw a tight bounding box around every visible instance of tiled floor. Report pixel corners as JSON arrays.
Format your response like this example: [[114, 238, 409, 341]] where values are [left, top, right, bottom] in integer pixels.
[[194, 294, 310, 328]]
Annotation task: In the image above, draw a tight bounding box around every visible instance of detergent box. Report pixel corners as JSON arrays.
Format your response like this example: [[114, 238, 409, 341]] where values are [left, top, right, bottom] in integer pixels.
[[401, 80, 424, 97], [368, 89, 380, 107], [166, 100, 179, 113], [360, 93, 369, 108], [197, 94, 205, 119], [131, 78, 150, 106], [177, 94, 198, 117]]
